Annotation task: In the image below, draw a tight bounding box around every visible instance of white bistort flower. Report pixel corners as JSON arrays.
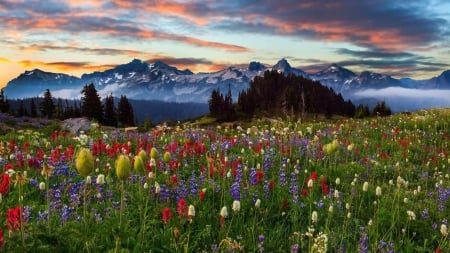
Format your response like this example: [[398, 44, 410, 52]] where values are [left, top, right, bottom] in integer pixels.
[[311, 211, 318, 223], [220, 206, 228, 218], [232, 200, 241, 212]]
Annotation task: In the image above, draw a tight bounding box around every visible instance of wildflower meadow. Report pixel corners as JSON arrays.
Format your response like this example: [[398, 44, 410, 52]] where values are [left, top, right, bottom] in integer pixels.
[[0, 109, 448, 252]]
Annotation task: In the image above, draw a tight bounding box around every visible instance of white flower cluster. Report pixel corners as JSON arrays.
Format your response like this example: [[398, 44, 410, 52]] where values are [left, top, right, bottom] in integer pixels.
[[311, 232, 328, 253]]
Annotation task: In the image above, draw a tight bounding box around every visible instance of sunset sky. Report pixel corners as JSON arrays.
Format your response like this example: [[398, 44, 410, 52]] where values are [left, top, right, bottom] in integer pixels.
[[1, 0, 449, 88]]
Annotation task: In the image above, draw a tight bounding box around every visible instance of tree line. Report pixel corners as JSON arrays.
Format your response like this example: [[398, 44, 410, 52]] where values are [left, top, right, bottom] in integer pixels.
[[0, 83, 136, 127], [209, 70, 358, 121]]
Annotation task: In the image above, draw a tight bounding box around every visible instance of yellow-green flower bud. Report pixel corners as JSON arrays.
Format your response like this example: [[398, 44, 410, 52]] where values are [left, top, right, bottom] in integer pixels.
[[150, 147, 158, 159], [134, 155, 145, 173], [138, 150, 148, 163], [163, 151, 171, 163], [76, 148, 94, 177], [116, 155, 131, 180]]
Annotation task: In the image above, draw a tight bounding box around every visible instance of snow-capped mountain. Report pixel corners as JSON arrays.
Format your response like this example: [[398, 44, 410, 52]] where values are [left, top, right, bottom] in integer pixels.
[[4, 69, 80, 98], [425, 70, 450, 89], [3, 59, 450, 103], [310, 64, 357, 92]]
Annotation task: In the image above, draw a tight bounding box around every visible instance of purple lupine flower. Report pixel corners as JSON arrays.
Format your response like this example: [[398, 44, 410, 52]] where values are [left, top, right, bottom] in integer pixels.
[[279, 168, 287, 187], [316, 199, 325, 208], [112, 201, 120, 210], [263, 154, 271, 173], [249, 167, 257, 185], [174, 178, 188, 202], [289, 172, 298, 195], [22, 205, 33, 223], [60, 205, 73, 224], [189, 171, 199, 197], [159, 184, 171, 202], [94, 210, 103, 223], [198, 171, 206, 185], [421, 208, 430, 220], [258, 234, 265, 253], [359, 227, 368, 253], [235, 164, 243, 183], [263, 180, 270, 199], [37, 210, 49, 225], [230, 182, 240, 200]]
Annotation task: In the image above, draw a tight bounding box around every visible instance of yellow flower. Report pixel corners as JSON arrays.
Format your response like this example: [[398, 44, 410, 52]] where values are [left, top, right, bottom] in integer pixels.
[[41, 163, 55, 177], [138, 150, 148, 164], [163, 151, 171, 163], [76, 148, 94, 177], [14, 171, 28, 186], [133, 155, 145, 173], [116, 155, 131, 180], [150, 147, 158, 159]]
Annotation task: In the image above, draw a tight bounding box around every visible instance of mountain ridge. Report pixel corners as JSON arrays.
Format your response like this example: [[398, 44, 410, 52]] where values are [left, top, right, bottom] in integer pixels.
[[3, 58, 450, 103]]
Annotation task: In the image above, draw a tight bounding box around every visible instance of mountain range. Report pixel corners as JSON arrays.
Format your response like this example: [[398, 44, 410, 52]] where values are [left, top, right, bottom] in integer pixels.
[[3, 58, 450, 106]]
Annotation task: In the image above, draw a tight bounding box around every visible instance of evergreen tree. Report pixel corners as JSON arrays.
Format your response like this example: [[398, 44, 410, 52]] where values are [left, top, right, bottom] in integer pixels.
[[355, 104, 370, 118], [81, 83, 103, 123], [104, 94, 117, 127], [17, 100, 28, 117], [30, 98, 37, 117], [372, 101, 392, 117], [55, 98, 64, 120], [40, 89, 55, 118], [117, 95, 135, 126], [208, 89, 222, 117], [0, 89, 10, 113]]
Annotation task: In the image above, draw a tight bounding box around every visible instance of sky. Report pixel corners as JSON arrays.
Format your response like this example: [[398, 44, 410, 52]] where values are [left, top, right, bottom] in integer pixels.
[[1, 0, 450, 89]]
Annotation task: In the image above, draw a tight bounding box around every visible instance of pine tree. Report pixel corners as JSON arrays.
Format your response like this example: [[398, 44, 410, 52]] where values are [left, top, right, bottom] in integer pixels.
[[104, 94, 117, 127], [117, 95, 135, 126], [208, 89, 222, 117], [40, 89, 55, 118], [30, 98, 37, 117], [17, 100, 28, 117], [0, 89, 10, 113], [372, 101, 391, 117], [81, 83, 103, 123]]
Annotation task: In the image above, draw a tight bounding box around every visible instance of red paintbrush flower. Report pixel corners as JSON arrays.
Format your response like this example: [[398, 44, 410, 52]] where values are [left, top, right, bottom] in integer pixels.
[[177, 198, 187, 218], [0, 174, 10, 196], [199, 190, 205, 201], [0, 228, 3, 248], [256, 170, 264, 184], [6, 206, 21, 231], [162, 207, 172, 224]]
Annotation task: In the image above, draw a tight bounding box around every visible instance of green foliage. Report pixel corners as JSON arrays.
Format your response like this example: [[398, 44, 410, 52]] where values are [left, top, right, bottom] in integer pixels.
[[81, 83, 104, 123], [103, 94, 117, 127], [372, 101, 392, 116], [208, 87, 235, 122], [355, 104, 371, 118], [138, 117, 153, 132], [40, 89, 55, 118], [237, 70, 355, 119], [0, 89, 10, 113], [117, 95, 135, 127]]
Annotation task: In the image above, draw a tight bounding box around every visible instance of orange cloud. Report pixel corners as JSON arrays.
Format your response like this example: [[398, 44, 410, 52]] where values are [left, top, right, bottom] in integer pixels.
[[18, 60, 115, 74], [113, 0, 211, 25], [0, 57, 10, 63]]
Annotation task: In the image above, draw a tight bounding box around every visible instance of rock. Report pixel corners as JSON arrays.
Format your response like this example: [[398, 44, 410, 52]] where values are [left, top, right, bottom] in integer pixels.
[[62, 118, 91, 134]]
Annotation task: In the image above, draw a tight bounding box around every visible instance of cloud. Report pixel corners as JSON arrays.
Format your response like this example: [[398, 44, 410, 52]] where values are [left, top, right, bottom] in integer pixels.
[[353, 87, 450, 111], [145, 56, 226, 72], [0, 57, 10, 63], [18, 60, 116, 73], [208, 0, 449, 51], [0, 1, 250, 52]]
